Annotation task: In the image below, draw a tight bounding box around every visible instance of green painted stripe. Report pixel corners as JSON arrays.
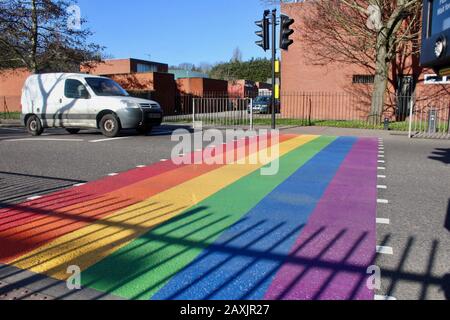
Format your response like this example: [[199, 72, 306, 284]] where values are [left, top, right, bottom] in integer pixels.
[[81, 136, 336, 299]]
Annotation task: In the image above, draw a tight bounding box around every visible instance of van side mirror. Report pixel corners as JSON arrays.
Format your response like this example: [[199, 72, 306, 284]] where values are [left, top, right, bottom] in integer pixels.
[[81, 90, 90, 99], [77, 85, 90, 99]]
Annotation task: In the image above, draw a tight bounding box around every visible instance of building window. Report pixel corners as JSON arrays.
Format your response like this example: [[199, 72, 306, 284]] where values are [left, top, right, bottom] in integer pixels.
[[136, 63, 157, 73], [424, 74, 450, 84], [352, 75, 375, 84]]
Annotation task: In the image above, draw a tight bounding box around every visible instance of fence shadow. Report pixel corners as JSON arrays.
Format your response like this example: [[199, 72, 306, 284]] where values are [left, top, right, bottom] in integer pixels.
[[429, 148, 450, 165], [0, 196, 449, 300], [0, 171, 86, 206]]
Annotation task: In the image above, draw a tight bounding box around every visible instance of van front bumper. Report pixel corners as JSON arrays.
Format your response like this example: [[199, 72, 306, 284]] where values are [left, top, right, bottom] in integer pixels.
[[118, 108, 163, 129]]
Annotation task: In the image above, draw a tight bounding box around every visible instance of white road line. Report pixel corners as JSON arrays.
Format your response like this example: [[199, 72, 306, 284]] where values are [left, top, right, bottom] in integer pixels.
[[160, 159, 168, 162], [378, 155, 385, 158], [5, 138, 84, 142], [107, 173, 119, 177], [377, 185, 387, 189], [378, 167, 386, 170], [376, 218, 390, 225], [378, 175, 386, 179], [378, 160, 386, 164], [136, 165, 146, 168], [376, 246, 394, 255], [377, 199, 389, 204], [375, 295, 397, 301], [89, 137, 129, 143], [73, 183, 86, 187], [27, 196, 42, 201]]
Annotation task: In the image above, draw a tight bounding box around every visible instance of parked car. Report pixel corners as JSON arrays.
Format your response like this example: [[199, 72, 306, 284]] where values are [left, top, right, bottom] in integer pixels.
[[21, 73, 163, 137], [249, 95, 280, 114]]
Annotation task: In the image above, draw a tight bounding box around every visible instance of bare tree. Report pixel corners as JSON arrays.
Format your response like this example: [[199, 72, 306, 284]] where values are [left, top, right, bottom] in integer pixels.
[[266, 0, 422, 117], [0, 0, 102, 73], [232, 46, 243, 62]]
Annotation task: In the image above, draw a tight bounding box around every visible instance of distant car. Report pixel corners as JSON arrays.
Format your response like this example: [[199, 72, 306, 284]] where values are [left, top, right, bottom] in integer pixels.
[[249, 96, 280, 114], [21, 73, 163, 137]]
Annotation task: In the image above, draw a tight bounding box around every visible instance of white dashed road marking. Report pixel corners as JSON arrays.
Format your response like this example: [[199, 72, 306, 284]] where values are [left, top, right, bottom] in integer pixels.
[[376, 246, 394, 255], [376, 218, 390, 225], [89, 137, 129, 143], [73, 183, 86, 187], [375, 295, 397, 301], [27, 196, 42, 201], [377, 185, 387, 189], [377, 199, 389, 204]]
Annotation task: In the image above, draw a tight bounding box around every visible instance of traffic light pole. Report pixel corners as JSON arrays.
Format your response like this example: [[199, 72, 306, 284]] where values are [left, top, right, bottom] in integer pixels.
[[271, 9, 277, 130]]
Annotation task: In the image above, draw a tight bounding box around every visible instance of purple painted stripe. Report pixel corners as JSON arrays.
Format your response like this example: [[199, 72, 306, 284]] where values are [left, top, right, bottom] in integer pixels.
[[265, 138, 378, 301]]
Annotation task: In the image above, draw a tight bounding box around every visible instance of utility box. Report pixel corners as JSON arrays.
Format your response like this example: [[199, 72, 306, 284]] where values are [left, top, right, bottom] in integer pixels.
[[428, 109, 438, 134], [421, 0, 450, 76]]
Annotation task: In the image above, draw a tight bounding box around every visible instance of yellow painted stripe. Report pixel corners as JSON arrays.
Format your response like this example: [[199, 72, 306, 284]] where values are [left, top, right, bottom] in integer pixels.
[[12, 135, 318, 280]]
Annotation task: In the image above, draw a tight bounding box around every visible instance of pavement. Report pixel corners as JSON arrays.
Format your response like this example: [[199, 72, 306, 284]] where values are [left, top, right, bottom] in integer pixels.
[[0, 125, 448, 300]]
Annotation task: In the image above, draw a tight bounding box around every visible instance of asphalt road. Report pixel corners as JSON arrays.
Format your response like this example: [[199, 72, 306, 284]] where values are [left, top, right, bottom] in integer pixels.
[[0, 125, 194, 205], [0, 125, 448, 300], [285, 127, 450, 300]]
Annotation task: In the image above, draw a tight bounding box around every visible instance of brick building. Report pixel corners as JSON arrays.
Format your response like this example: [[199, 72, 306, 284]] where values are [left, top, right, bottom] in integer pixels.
[[0, 68, 31, 112], [176, 78, 228, 96], [228, 80, 259, 98], [82, 58, 176, 115], [280, 2, 450, 120]]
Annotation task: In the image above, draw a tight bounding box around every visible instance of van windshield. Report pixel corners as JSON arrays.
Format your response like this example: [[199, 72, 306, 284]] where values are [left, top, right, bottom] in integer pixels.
[[85, 78, 129, 97]]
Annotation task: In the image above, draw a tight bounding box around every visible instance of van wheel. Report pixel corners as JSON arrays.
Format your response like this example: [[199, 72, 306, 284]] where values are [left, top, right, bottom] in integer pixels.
[[66, 128, 80, 135], [26, 115, 44, 136], [100, 114, 120, 137], [136, 124, 152, 135]]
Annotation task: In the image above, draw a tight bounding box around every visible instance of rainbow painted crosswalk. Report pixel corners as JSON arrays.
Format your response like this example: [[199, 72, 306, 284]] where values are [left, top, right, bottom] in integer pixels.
[[0, 134, 378, 300]]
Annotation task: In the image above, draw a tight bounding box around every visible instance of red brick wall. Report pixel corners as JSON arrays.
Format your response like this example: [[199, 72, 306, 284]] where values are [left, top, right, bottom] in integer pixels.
[[81, 59, 169, 75], [280, 2, 450, 121], [176, 78, 228, 96], [0, 68, 31, 112], [109, 72, 176, 115], [82, 59, 132, 75], [228, 80, 258, 98]]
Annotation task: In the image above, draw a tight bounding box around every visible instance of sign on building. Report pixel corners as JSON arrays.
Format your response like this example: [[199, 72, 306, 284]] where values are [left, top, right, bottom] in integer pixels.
[[421, 0, 450, 75]]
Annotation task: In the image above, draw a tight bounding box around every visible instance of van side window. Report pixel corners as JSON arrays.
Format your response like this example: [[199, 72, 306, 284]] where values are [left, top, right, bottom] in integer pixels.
[[65, 79, 89, 99]]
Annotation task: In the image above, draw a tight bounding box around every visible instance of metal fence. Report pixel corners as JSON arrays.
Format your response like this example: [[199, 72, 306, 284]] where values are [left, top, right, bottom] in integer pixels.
[[164, 92, 415, 130], [408, 95, 450, 139]]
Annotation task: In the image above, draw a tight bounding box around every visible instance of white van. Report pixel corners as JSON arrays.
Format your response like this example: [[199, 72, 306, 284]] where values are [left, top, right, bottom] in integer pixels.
[[21, 73, 163, 137]]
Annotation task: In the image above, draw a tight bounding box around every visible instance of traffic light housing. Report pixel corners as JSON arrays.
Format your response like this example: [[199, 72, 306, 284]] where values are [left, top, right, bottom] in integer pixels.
[[255, 10, 270, 51], [280, 14, 295, 50]]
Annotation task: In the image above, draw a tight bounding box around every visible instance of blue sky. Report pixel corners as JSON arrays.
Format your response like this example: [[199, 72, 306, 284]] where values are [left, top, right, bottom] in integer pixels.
[[77, 0, 278, 66]]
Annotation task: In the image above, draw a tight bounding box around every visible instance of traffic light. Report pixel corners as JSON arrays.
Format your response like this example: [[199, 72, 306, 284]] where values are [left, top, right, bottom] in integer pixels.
[[255, 10, 270, 51], [280, 14, 295, 50]]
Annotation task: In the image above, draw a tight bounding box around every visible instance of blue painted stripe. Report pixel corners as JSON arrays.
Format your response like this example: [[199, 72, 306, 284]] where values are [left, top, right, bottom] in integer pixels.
[[152, 137, 357, 300]]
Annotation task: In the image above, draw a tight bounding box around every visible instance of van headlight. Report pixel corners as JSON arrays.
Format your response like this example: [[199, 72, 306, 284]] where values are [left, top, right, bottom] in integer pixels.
[[122, 100, 140, 109]]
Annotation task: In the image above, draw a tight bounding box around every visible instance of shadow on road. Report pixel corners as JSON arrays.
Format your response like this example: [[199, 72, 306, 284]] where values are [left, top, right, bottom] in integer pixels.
[[0, 171, 86, 206], [429, 148, 450, 165]]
